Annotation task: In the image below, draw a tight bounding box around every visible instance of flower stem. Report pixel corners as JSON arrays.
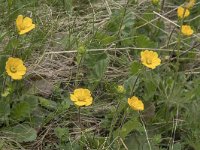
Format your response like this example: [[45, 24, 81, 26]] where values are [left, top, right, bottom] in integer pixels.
[[78, 107, 81, 130], [75, 55, 83, 88], [109, 101, 121, 142], [139, 111, 152, 150]]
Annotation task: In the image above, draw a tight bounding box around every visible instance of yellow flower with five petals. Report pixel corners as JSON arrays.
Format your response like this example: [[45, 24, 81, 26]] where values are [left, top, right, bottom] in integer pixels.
[[128, 96, 144, 111], [16, 15, 35, 35], [181, 25, 194, 36], [177, 7, 190, 18], [141, 50, 161, 69], [70, 88, 93, 107], [6, 57, 27, 80]]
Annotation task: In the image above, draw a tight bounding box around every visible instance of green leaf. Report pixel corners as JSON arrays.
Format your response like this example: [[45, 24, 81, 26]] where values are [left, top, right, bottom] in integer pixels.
[[39, 97, 58, 110], [0, 55, 7, 76], [5, 38, 19, 52], [94, 32, 116, 45], [0, 100, 10, 119], [85, 52, 107, 67], [130, 61, 141, 75], [22, 95, 38, 111], [85, 52, 109, 87], [135, 35, 156, 48], [113, 116, 141, 139], [11, 101, 31, 121], [106, 10, 123, 33], [30, 110, 45, 128], [91, 58, 109, 80], [124, 75, 139, 96], [54, 127, 69, 141], [5, 124, 37, 142], [143, 79, 157, 100], [60, 98, 71, 109], [125, 133, 159, 150]]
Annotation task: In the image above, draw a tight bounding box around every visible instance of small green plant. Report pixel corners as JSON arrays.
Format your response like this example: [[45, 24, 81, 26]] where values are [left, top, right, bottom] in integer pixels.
[[0, 0, 200, 149]]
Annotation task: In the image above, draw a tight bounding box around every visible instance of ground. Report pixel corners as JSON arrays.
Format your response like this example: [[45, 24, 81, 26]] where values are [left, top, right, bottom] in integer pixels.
[[0, 0, 200, 149]]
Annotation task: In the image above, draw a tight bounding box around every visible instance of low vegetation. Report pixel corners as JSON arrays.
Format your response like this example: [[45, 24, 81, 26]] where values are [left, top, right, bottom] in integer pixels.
[[0, 0, 200, 149]]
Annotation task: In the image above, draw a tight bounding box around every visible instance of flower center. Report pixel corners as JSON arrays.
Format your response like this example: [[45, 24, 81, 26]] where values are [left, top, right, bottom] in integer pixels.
[[146, 58, 152, 65], [77, 96, 86, 101], [10, 66, 17, 73]]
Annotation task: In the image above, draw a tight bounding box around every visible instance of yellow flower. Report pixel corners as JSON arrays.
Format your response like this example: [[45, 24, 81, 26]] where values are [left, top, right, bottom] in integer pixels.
[[141, 50, 161, 69], [117, 85, 125, 94], [177, 7, 190, 18], [6, 57, 27, 80], [70, 88, 93, 107], [181, 25, 194, 36], [185, 0, 195, 9], [128, 96, 144, 111], [16, 15, 35, 35]]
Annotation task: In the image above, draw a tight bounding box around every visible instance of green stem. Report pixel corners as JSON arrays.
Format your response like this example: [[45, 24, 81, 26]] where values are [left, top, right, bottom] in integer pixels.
[[78, 107, 81, 130], [116, 0, 130, 39], [172, 8, 185, 92], [75, 55, 84, 88], [170, 105, 179, 149], [117, 71, 141, 136], [139, 111, 152, 150], [108, 101, 121, 142], [2, 75, 7, 95], [118, 107, 129, 137]]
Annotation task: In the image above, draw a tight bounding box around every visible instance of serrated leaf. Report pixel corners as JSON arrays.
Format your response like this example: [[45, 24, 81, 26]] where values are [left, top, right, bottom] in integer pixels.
[[143, 79, 157, 100], [135, 35, 156, 48], [113, 116, 141, 139], [125, 133, 159, 150], [130, 61, 141, 75], [5, 124, 37, 142], [106, 10, 123, 33], [124, 75, 139, 96], [22, 95, 38, 111], [55, 127, 69, 140], [85, 52, 107, 67], [95, 32, 116, 45], [0, 100, 10, 119], [11, 101, 31, 121], [39, 97, 58, 110], [91, 58, 109, 80], [60, 98, 71, 109]]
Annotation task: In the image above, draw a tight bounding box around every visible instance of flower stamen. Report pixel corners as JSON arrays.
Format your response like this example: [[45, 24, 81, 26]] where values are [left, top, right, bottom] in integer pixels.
[[10, 66, 17, 73], [146, 59, 152, 65]]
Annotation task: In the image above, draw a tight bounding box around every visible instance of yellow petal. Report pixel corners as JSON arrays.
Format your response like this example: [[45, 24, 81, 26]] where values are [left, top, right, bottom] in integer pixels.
[[5, 57, 26, 80], [16, 15, 23, 31], [128, 96, 144, 111], [23, 17, 33, 28], [10, 74, 23, 80], [85, 97, 93, 106], [19, 24, 35, 35], [177, 7, 190, 18], [74, 101, 86, 107], [70, 94, 78, 102]]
